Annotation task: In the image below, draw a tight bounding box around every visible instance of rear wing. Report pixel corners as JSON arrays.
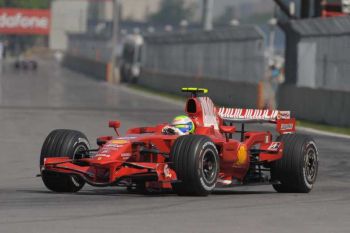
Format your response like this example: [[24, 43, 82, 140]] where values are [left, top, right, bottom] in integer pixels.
[[218, 107, 296, 134]]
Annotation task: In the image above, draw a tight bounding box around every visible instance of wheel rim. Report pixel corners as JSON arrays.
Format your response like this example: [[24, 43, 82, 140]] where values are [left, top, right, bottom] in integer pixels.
[[72, 144, 88, 160], [304, 146, 318, 184], [202, 149, 217, 183], [71, 144, 88, 187], [70, 175, 83, 187]]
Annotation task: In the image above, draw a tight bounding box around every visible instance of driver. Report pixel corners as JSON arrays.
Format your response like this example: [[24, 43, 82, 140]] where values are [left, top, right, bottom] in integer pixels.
[[162, 115, 195, 135]]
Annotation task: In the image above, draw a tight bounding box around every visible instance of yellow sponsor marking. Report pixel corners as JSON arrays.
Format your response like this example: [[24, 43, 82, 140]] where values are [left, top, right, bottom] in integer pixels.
[[237, 144, 248, 165], [110, 139, 128, 144]]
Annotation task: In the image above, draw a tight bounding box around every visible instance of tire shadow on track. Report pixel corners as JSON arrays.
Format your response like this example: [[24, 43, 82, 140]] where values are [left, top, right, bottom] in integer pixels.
[[212, 190, 275, 195], [17, 188, 275, 197], [15, 189, 174, 198]]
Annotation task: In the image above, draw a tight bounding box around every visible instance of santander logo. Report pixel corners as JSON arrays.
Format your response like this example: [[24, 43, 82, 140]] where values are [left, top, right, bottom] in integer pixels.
[[0, 12, 48, 29]]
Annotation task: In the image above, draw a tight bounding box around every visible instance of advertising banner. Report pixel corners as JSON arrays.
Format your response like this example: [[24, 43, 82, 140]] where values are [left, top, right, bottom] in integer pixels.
[[0, 8, 51, 35]]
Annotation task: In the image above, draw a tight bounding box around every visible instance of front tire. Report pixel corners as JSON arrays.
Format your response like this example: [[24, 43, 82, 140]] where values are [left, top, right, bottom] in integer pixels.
[[271, 134, 319, 193], [170, 135, 219, 196], [40, 129, 90, 193]]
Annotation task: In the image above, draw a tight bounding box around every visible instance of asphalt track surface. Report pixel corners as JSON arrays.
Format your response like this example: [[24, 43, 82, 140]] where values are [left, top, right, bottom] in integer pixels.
[[0, 59, 349, 233]]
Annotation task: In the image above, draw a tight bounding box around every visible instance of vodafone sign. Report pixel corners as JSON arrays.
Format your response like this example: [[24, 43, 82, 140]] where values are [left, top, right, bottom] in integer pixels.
[[0, 8, 50, 35]]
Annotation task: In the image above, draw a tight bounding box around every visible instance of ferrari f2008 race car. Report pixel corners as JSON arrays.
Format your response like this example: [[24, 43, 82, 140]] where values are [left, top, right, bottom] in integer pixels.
[[40, 88, 318, 196]]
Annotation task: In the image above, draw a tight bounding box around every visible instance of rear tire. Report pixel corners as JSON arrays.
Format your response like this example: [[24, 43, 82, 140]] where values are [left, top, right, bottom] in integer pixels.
[[170, 135, 219, 196], [271, 134, 318, 193], [40, 129, 90, 193]]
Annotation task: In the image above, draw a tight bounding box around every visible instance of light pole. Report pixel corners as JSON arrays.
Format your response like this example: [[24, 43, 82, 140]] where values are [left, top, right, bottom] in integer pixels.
[[202, 0, 213, 31], [180, 19, 189, 33], [110, 0, 120, 83], [268, 17, 277, 63]]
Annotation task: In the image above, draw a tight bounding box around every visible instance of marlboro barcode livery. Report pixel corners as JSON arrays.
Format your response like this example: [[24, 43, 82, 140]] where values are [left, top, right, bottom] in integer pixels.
[[218, 108, 291, 121], [40, 88, 319, 196]]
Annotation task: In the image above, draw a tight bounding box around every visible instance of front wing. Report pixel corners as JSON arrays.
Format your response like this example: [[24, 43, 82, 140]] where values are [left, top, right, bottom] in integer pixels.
[[42, 157, 177, 187]]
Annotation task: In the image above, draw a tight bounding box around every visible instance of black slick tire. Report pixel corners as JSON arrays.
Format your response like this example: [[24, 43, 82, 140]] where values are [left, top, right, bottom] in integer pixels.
[[170, 135, 219, 196], [271, 134, 319, 193], [40, 129, 90, 193]]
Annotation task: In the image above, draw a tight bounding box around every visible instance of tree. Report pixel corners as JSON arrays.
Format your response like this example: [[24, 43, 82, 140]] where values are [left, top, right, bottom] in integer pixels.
[[148, 0, 194, 25], [0, 0, 51, 9]]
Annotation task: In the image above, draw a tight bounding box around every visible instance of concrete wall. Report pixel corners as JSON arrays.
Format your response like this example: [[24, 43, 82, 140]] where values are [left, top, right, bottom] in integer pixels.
[[62, 54, 108, 81], [140, 69, 259, 108], [278, 85, 350, 127]]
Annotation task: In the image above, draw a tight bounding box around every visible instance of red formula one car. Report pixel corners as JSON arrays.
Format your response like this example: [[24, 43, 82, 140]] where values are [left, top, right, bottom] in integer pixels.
[[40, 88, 319, 195]]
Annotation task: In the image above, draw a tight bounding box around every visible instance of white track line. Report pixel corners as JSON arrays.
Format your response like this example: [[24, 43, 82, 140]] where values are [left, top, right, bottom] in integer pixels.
[[297, 126, 350, 139]]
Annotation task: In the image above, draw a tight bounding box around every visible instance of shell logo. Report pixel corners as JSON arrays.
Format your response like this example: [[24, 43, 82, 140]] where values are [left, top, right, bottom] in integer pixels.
[[110, 139, 128, 145], [236, 144, 248, 165]]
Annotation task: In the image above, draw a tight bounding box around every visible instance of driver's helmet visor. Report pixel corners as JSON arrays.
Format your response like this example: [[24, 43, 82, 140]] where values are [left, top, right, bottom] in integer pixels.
[[172, 123, 193, 134]]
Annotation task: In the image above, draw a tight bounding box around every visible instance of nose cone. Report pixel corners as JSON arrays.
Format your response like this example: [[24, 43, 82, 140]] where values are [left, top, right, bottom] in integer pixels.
[[95, 139, 133, 162]]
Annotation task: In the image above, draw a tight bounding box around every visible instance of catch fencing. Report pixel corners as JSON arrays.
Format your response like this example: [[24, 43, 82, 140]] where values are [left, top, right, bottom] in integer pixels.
[[278, 16, 350, 126], [66, 33, 112, 63], [282, 16, 350, 91], [142, 26, 265, 84], [140, 26, 266, 107], [63, 33, 113, 81]]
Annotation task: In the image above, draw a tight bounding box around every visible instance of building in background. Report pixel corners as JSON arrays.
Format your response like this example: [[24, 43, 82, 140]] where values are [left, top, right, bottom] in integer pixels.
[[122, 0, 198, 22], [87, 0, 165, 22], [208, 0, 274, 20], [120, 0, 162, 22], [88, 0, 198, 23], [50, 0, 89, 51]]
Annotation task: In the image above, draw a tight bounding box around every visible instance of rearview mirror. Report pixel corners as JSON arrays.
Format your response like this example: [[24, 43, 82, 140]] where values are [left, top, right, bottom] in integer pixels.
[[220, 125, 236, 134], [109, 121, 121, 129], [109, 121, 121, 136], [220, 125, 236, 142]]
